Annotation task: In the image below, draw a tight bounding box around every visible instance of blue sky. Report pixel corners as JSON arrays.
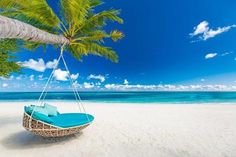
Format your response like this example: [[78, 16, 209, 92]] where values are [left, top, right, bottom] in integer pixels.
[[2, 0, 236, 91]]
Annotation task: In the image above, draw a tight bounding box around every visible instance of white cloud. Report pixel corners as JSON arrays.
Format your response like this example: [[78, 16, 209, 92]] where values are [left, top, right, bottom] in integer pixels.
[[83, 82, 94, 89], [205, 53, 217, 59], [51, 69, 79, 82], [72, 81, 81, 88], [0, 75, 14, 80], [30, 82, 39, 88], [190, 21, 236, 41], [88, 74, 105, 82], [221, 52, 233, 56], [53, 69, 68, 81], [20, 58, 46, 72], [46, 59, 58, 69], [204, 27, 232, 40], [16, 75, 23, 80], [29, 75, 34, 81], [104, 83, 236, 91], [2, 83, 8, 88], [0, 77, 6, 81], [190, 21, 209, 36], [71, 73, 79, 80], [204, 51, 232, 59], [124, 79, 129, 85], [20, 58, 58, 72], [96, 82, 101, 86]]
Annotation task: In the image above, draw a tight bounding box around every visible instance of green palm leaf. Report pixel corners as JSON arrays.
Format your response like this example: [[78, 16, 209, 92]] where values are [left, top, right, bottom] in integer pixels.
[[0, 0, 60, 33], [60, 0, 91, 36], [70, 42, 118, 63], [0, 39, 21, 76], [0, 0, 124, 76], [78, 9, 123, 34]]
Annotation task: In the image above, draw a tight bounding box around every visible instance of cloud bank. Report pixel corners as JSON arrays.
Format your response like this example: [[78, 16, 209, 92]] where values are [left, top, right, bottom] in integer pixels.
[[2, 74, 236, 91], [104, 84, 236, 91]]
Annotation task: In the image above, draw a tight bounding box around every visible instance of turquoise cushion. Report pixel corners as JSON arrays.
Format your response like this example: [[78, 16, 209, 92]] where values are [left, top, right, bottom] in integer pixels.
[[24, 106, 54, 124], [24, 106, 33, 115], [51, 113, 94, 128], [30, 105, 49, 116], [44, 104, 58, 116], [32, 112, 54, 124], [34, 106, 48, 116], [24, 105, 48, 116]]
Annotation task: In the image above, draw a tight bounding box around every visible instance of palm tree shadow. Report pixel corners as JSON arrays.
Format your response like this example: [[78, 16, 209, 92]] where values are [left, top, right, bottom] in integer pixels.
[[1, 131, 82, 150]]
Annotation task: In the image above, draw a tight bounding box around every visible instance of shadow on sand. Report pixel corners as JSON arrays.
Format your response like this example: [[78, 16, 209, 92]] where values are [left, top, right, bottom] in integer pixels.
[[1, 131, 81, 150], [0, 116, 21, 128]]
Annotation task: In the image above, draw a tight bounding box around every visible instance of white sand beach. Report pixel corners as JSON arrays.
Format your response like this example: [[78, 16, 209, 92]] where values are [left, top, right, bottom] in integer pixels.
[[0, 102, 236, 157]]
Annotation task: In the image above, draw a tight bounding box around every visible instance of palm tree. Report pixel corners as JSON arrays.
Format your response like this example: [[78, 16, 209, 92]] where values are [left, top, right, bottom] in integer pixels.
[[0, 0, 124, 77]]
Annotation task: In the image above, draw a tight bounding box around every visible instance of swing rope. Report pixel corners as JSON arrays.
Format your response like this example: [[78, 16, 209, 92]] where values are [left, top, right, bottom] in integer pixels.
[[38, 43, 66, 106], [29, 43, 89, 130], [61, 54, 90, 121]]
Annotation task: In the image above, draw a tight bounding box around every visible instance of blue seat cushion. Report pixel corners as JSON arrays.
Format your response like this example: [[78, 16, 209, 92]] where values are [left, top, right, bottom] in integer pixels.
[[51, 113, 94, 128], [32, 112, 54, 124], [24, 106, 94, 127], [24, 106, 54, 124], [44, 104, 58, 116]]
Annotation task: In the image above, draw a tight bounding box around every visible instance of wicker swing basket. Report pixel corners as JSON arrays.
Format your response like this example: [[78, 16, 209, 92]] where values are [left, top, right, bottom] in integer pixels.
[[22, 46, 93, 138], [23, 112, 91, 137]]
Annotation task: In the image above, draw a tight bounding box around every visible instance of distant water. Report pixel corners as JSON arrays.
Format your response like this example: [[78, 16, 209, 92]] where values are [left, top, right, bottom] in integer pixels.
[[1, 92, 236, 103]]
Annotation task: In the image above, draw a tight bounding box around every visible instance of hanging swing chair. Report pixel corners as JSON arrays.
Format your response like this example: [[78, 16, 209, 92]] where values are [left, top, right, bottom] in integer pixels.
[[23, 44, 94, 137]]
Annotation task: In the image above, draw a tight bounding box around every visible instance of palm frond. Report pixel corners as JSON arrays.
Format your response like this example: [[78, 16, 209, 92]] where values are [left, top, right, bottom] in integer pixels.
[[70, 42, 118, 62], [78, 9, 123, 33], [0, 39, 18, 52], [0, 0, 124, 77], [0, 39, 21, 76], [60, 0, 91, 36], [72, 30, 109, 43], [86, 43, 118, 62], [0, 51, 21, 77], [90, 0, 103, 7], [0, 0, 60, 33], [23, 41, 47, 51], [69, 43, 88, 61], [110, 30, 124, 42]]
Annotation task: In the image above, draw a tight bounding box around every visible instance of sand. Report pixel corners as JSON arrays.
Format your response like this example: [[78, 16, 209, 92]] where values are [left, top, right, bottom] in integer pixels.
[[0, 102, 236, 157]]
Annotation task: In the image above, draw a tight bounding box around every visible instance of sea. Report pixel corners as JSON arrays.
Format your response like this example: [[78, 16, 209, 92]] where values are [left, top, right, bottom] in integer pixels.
[[0, 91, 236, 104]]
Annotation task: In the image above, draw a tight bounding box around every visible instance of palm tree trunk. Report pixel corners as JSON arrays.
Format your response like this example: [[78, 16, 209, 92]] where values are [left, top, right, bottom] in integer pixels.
[[0, 15, 69, 44]]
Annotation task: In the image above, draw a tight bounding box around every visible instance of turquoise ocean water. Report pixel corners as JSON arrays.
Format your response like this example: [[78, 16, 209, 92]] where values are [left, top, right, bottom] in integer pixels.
[[1, 92, 236, 103]]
